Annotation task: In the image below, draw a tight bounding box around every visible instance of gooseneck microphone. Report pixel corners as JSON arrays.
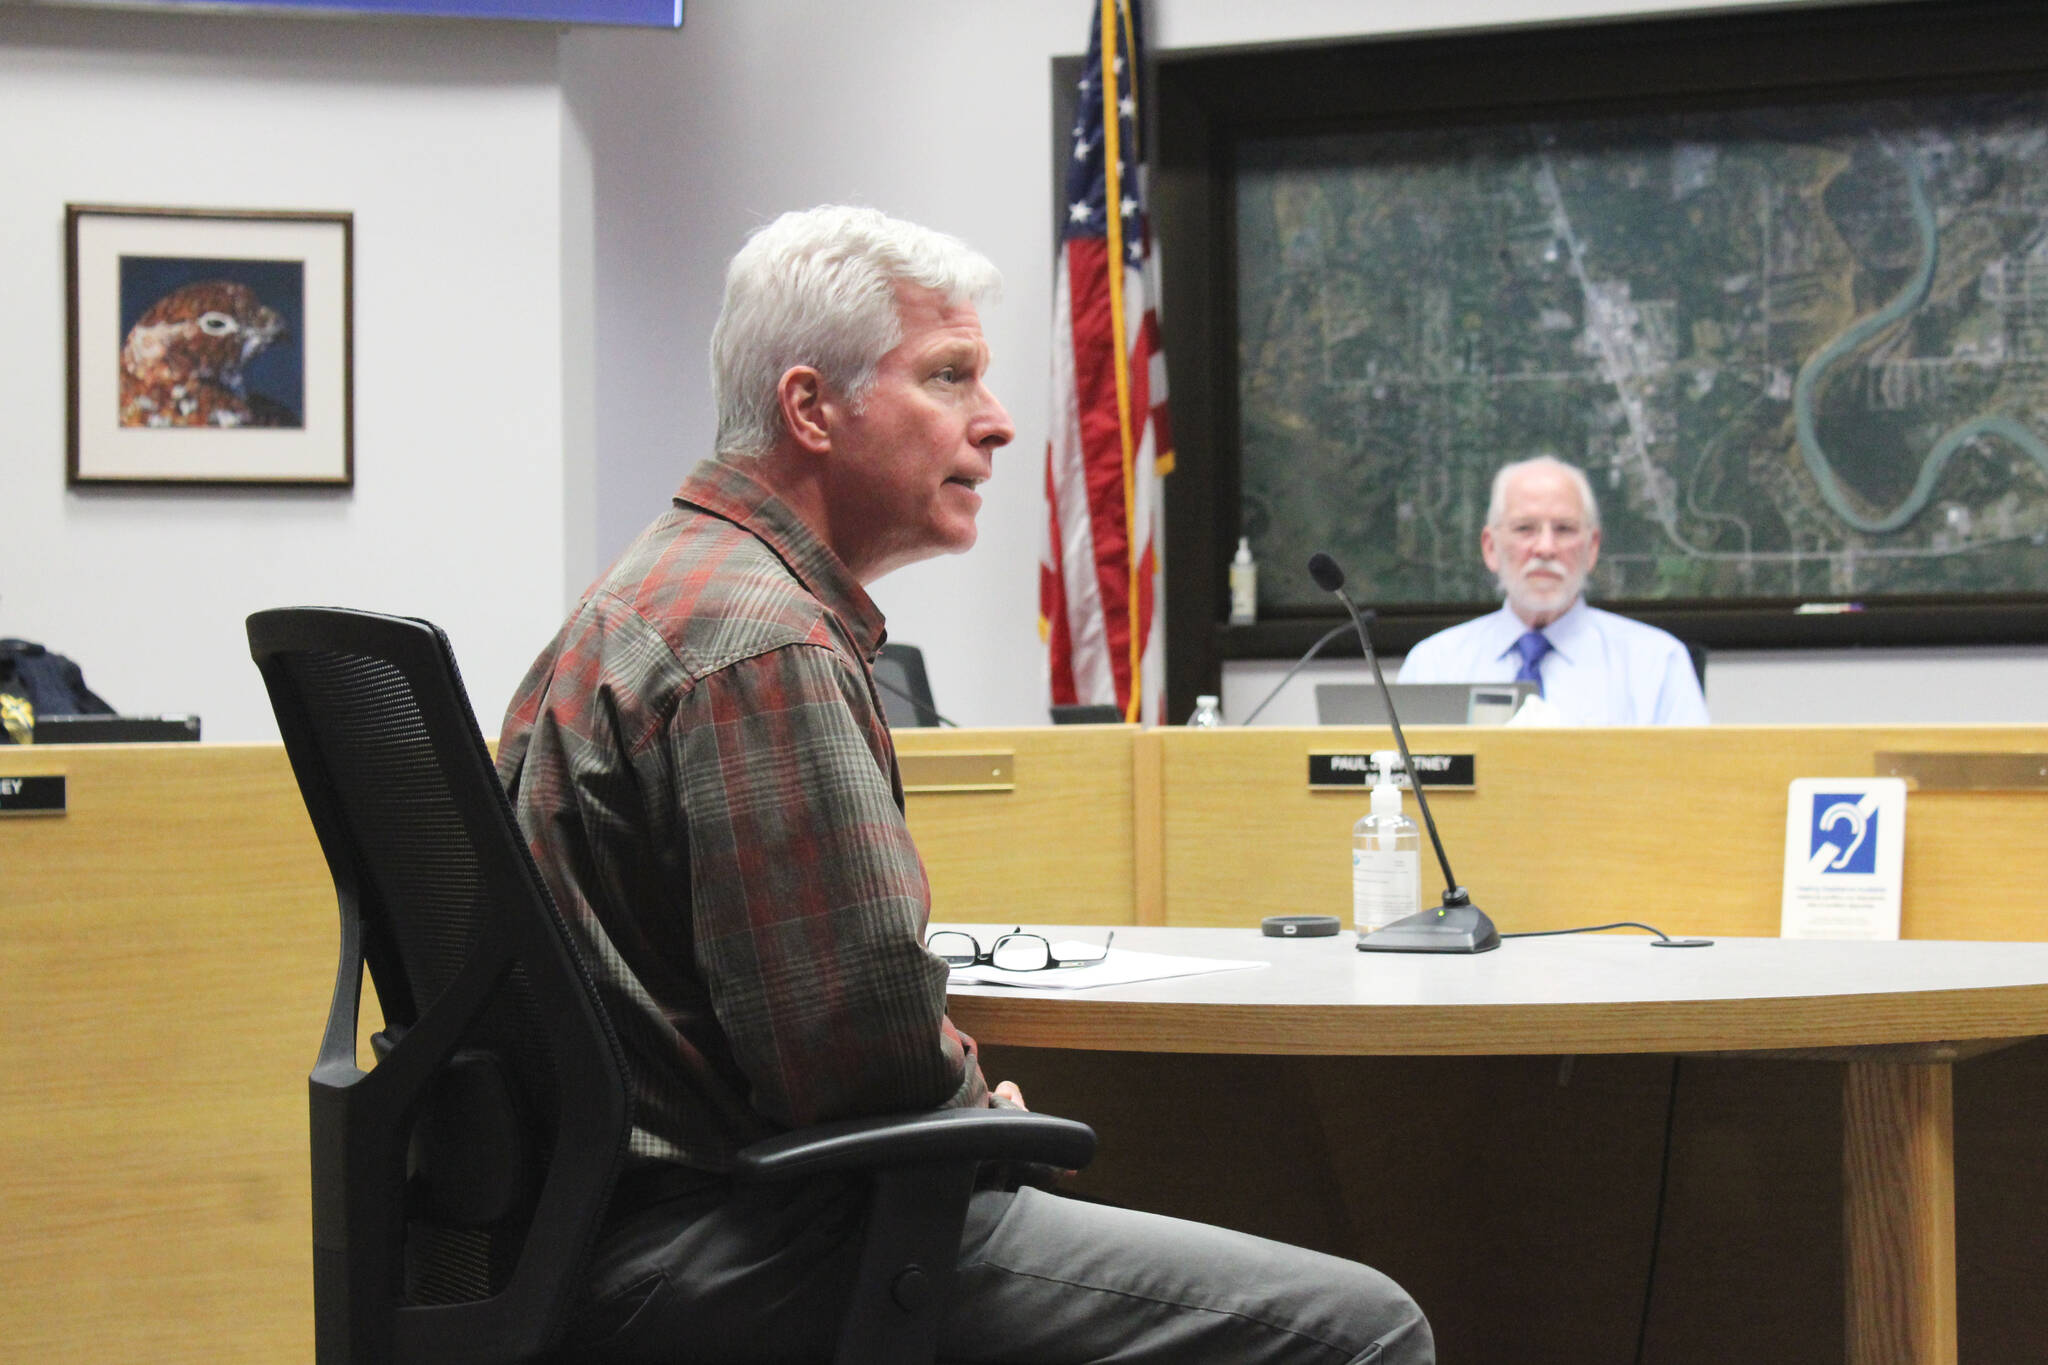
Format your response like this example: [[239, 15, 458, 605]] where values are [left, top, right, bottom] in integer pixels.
[[1308, 552, 1499, 954]]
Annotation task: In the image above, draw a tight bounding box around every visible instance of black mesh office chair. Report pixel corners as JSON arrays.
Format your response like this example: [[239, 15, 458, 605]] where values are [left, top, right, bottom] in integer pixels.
[[248, 607, 1094, 1365], [874, 642, 940, 727]]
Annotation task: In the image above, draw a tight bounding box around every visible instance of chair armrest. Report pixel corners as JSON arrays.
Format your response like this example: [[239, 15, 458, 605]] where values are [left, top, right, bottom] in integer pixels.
[[733, 1107, 1096, 1183]]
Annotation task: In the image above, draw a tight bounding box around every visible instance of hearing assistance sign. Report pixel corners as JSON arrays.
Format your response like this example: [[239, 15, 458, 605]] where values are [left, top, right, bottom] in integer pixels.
[[1780, 777, 1906, 940]]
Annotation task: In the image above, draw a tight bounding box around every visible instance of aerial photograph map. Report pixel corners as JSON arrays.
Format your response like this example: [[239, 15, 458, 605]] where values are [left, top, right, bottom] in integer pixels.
[[1236, 90, 2048, 616]]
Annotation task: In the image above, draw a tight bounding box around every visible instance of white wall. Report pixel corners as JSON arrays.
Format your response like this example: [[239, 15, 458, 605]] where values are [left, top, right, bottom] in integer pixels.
[[565, 2, 1088, 728], [1145, 0, 1818, 48], [6, 0, 2031, 740], [570, 0, 2041, 729], [0, 7, 577, 741]]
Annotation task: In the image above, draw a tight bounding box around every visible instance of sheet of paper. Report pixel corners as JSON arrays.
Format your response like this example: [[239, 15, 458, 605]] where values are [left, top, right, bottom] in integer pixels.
[[1780, 777, 1906, 940], [948, 943, 1267, 991]]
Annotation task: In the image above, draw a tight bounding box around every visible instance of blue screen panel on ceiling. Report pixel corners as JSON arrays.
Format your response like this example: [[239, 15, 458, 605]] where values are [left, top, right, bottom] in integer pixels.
[[80, 0, 683, 26]]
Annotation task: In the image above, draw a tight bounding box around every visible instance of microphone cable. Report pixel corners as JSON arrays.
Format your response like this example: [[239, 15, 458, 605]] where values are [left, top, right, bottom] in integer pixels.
[[1500, 921, 1712, 947], [1239, 621, 1356, 725]]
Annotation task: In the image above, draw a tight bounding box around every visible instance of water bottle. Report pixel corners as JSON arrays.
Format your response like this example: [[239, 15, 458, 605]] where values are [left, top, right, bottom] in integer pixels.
[[1353, 753, 1420, 937], [1187, 695, 1223, 728]]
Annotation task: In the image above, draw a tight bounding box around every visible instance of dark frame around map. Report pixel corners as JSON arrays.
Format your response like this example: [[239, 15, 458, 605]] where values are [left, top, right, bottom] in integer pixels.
[[1148, 0, 2048, 722]]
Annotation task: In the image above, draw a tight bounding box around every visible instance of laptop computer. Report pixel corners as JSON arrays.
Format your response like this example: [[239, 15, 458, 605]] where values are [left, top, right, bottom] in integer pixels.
[[1314, 682, 1533, 726]]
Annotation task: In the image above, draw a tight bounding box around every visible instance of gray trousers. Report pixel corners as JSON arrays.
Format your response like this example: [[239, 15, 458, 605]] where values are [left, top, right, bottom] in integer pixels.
[[566, 1174, 1434, 1365]]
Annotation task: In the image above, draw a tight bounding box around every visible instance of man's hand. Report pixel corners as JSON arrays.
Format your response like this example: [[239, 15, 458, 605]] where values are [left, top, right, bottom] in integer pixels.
[[980, 1079, 1076, 1187]]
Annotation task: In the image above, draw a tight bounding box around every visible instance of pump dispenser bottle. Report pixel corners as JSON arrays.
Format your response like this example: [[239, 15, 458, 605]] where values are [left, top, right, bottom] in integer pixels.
[[1353, 752, 1421, 938], [1228, 537, 1258, 624]]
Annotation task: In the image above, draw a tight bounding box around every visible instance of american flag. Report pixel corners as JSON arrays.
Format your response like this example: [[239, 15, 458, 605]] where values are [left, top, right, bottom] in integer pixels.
[[1041, 0, 1173, 724]]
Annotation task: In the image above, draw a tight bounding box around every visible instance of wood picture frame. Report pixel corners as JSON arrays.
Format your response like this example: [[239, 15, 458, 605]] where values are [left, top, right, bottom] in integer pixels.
[[66, 204, 354, 489]]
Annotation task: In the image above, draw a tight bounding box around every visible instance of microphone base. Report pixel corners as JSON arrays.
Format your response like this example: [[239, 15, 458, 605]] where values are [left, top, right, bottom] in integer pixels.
[[1355, 902, 1501, 955]]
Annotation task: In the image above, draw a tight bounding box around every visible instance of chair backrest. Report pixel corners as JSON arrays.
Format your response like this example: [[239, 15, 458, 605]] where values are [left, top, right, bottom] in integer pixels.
[[248, 607, 631, 1365], [874, 642, 940, 727]]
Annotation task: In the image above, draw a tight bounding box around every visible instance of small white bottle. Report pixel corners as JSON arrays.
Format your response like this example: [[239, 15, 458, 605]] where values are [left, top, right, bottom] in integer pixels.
[[1187, 694, 1223, 728], [1353, 753, 1420, 938], [1228, 537, 1258, 625]]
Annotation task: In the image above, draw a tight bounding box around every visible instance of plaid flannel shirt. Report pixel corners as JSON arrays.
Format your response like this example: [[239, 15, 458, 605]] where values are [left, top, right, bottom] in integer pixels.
[[498, 453, 989, 1167]]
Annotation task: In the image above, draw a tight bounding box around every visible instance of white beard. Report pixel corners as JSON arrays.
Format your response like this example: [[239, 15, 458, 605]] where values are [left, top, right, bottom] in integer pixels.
[[1498, 556, 1585, 620]]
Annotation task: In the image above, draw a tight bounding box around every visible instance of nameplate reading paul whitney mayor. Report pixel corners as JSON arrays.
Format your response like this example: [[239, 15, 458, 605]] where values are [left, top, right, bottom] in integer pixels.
[[1307, 753, 1475, 790], [0, 774, 67, 816]]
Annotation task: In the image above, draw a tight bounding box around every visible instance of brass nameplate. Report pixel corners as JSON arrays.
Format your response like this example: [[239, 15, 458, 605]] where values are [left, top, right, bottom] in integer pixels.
[[1875, 751, 2048, 792], [900, 751, 1014, 794], [0, 774, 67, 815]]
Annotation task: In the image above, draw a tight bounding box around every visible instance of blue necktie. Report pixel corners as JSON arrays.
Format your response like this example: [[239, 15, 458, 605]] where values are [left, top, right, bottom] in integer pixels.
[[1512, 630, 1552, 696]]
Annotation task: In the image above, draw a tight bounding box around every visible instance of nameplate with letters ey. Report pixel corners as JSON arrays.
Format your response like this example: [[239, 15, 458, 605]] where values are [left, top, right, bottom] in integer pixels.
[[0, 774, 67, 816], [1308, 753, 1475, 791]]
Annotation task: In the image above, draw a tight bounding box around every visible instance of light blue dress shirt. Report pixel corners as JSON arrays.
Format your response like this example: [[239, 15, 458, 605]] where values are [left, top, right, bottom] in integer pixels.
[[1397, 599, 1709, 725]]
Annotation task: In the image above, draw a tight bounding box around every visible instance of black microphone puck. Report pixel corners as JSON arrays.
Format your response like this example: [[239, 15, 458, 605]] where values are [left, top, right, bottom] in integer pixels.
[[1262, 914, 1341, 938]]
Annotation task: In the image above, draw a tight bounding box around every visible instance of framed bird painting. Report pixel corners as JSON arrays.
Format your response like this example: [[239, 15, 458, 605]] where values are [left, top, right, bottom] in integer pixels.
[[66, 204, 353, 488]]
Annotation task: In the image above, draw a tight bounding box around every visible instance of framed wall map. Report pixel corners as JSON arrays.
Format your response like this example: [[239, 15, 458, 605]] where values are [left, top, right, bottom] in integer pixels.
[[1150, 0, 2048, 718], [1238, 91, 2048, 615]]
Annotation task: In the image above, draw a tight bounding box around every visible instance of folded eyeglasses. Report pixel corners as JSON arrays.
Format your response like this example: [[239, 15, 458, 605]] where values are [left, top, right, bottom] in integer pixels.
[[926, 927, 1115, 973]]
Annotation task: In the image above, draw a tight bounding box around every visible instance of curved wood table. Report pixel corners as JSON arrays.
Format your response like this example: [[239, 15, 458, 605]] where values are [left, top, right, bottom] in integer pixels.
[[945, 927, 2048, 1365]]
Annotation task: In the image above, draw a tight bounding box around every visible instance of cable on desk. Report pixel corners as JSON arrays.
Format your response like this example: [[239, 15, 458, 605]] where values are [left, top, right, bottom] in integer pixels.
[[1501, 921, 1713, 947]]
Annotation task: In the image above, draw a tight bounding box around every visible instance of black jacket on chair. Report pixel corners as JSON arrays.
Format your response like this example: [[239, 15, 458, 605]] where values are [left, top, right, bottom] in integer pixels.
[[0, 638, 115, 741]]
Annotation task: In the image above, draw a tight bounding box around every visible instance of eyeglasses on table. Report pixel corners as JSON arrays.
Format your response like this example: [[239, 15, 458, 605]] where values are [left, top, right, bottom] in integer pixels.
[[926, 927, 1115, 973]]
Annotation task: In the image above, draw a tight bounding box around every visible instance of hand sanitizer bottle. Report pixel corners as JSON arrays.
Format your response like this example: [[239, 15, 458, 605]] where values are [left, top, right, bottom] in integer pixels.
[[1353, 751, 1420, 938], [1228, 537, 1258, 625], [1187, 695, 1223, 728]]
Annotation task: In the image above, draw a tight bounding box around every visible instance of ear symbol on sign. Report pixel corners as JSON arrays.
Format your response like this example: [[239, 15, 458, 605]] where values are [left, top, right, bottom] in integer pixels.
[[1818, 801, 1869, 870]]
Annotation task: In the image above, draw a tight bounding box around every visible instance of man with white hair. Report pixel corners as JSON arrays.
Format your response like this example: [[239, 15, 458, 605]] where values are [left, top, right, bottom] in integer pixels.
[[499, 206, 1433, 1364], [1398, 455, 1708, 725]]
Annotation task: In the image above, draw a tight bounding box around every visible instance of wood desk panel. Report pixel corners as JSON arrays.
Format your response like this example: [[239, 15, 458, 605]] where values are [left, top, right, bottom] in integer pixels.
[[898, 725, 1140, 925], [11, 724, 2047, 1363], [1152, 724, 2048, 939], [1, 743, 329, 1364], [0, 728, 1141, 1361]]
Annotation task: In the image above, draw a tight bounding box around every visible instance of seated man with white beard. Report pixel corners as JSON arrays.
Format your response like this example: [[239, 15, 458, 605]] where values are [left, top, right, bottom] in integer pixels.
[[1398, 455, 1709, 725]]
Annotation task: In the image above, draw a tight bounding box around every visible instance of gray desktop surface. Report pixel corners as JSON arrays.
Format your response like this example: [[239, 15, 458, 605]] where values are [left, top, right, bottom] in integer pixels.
[[1314, 681, 1533, 725]]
